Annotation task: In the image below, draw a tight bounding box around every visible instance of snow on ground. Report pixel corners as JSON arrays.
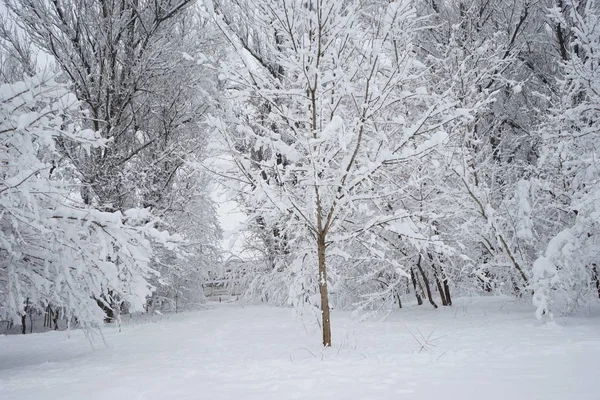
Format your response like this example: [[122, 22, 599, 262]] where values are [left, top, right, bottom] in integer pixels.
[[1, 297, 599, 400]]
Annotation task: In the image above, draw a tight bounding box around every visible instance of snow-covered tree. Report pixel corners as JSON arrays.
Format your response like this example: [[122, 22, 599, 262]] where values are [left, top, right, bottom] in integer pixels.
[[5, 0, 215, 211], [405, 0, 563, 301], [0, 74, 182, 330], [212, 0, 470, 346], [4, 0, 223, 316], [532, 0, 600, 317]]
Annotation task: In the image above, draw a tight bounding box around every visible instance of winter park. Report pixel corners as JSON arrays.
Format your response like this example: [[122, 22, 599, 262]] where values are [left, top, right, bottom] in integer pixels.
[[1, 0, 600, 399]]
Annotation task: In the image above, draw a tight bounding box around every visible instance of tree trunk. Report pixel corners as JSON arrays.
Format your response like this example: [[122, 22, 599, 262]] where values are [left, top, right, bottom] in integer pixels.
[[44, 305, 51, 328], [417, 254, 438, 309], [21, 315, 26, 334], [317, 234, 331, 347], [442, 267, 452, 306], [511, 276, 522, 297], [175, 291, 179, 314], [395, 289, 402, 309], [96, 293, 115, 322], [434, 272, 448, 306], [53, 308, 59, 330], [410, 268, 423, 305], [430, 258, 448, 306], [443, 275, 452, 306], [592, 265, 600, 299]]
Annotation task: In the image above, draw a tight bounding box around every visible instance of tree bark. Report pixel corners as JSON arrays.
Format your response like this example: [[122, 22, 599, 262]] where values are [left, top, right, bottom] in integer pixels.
[[96, 292, 115, 322], [53, 314, 59, 330], [417, 254, 438, 309], [21, 314, 26, 334], [317, 234, 331, 347], [395, 289, 402, 309], [410, 268, 424, 305], [443, 272, 453, 306], [430, 255, 448, 306], [555, 0, 569, 62], [434, 272, 448, 306], [44, 305, 51, 328]]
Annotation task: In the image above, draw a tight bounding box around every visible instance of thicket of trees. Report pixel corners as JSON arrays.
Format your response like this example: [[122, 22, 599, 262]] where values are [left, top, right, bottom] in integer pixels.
[[0, 0, 220, 331], [1, 0, 599, 346]]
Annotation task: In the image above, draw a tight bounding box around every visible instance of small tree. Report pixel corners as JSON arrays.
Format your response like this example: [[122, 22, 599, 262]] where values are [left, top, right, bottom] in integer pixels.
[[213, 0, 465, 346]]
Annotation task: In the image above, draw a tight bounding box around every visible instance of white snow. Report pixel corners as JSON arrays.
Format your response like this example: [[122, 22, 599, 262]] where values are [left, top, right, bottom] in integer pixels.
[[202, 0, 214, 15], [1, 297, 599, 400]]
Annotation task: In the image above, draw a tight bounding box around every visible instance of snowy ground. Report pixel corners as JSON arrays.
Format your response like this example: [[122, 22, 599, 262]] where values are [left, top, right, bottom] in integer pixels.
[[1, 297, 599, 400]]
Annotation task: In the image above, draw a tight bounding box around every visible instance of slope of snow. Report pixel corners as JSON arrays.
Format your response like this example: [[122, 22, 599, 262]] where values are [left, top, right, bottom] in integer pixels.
[[1, 297, 599, 399]]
